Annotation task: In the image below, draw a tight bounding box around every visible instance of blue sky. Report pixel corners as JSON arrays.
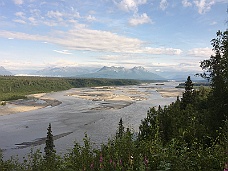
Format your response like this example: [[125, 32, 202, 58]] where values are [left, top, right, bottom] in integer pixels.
[[0, 0, 227, 73]]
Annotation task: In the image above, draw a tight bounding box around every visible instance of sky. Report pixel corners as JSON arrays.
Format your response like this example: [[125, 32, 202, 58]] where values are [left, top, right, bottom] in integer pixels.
[[0, 0, 227, 74]]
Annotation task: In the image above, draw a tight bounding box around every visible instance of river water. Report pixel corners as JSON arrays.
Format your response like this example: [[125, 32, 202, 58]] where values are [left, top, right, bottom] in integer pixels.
[[0, 81, 182, 159]]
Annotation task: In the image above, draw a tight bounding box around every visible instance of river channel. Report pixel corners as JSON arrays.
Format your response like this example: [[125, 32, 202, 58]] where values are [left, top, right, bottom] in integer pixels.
[[0, 81, 183, 159]]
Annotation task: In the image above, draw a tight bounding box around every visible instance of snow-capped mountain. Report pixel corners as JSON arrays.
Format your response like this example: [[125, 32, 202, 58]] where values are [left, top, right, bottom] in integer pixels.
[[81, 66, 166, 80], [32, 66, 166, 80], [34, 66, 95, 77], [0, 66, 12, 75]]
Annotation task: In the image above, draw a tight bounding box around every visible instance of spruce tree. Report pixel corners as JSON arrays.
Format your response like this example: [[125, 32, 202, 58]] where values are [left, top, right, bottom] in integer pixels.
[[44, 123, 55, 161], [116, 118, 124, 138], [181, 76, 194, 109]]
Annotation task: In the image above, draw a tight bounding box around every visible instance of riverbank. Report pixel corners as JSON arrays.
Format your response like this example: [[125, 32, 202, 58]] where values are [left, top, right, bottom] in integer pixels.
[[0, 93, 61, 116], [0, 84, 183, 116]]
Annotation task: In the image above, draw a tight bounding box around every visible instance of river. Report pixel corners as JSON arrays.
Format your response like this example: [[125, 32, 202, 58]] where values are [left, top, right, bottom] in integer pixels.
[[0, 81, 183, 159]]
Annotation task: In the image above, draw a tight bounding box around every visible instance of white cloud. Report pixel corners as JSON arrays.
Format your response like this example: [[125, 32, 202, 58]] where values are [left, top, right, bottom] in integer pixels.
[[193, 0, 215, 14], [129, 13, 152, 26], [40, 10, 81, 26], [86, 15, 96, 22], [116, 0, 147, 13], [188, 47, 214, 57], [15, 12, 26, 18], [1, 60, 46, 70], [160, 0, 168, 11], [144, 47, 182, 55], [13, 19, 26, 24], [182, 0, 192, 7], [0, 29, 182, 55], [53, 50, 72, 55], [28, 17, 37, 25], [49, 60, 78, 67], [13, 0, 23, 5], [210, 21, 217, 25], [30, 9, 41, 17], [47, 11, 64, 20]]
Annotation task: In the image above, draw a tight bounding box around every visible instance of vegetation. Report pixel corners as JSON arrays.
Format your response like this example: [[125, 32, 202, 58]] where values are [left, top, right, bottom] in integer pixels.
[[0, 30, 227, 170], [0, 76, 139, 101], [175, 82, 210, 88]]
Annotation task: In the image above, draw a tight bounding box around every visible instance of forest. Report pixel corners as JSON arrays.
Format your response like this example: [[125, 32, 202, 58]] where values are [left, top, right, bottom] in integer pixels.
[[0, 76, 140, 101], [0, 30, 227, 170]]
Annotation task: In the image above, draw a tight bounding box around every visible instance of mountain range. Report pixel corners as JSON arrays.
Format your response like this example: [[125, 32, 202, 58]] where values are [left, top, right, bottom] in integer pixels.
[[0, 66, 12, 75], [1, 65, 204, 81], [80, 66, 165, 80], [34, 66, 95, 77]]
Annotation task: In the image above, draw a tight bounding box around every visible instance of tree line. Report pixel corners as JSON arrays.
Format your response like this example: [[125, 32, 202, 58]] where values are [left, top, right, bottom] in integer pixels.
[[0, 77, 139, 101]]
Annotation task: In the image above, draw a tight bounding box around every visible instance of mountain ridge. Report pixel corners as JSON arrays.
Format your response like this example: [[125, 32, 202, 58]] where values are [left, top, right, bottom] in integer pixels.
[[0, 66, 12, 75], [80, 66, 166, 80]]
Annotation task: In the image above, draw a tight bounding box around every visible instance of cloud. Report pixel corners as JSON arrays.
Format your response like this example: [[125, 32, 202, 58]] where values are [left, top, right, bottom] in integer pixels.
[[13, 0, 23, 5], [210, 21, 217, 25], [49, 60, 78, 67], [38, 10, 82, 27], [115, 0, 147, 13], [86, 15, 96, 22], [0, 29, 182, 55], [1, 59, 46, 70], [160, 0, 168, 11], [13, 19, 26, 24], [129, 13, 152, 26], [46, 10, 64, 21], [182, 0, 192, 7], [193, 0, 215, 14], [144, 47, 182, 55], [28, 17, 37, 25], [15, 12, 26, 18], [188, 47, 214, 57], [53, 50, 72, 55]]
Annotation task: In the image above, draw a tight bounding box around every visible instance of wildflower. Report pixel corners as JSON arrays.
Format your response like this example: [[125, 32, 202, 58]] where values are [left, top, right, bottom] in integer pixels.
[[119, 159, 122, 166], [99, 155, 103, 163], [144, 156, 149, 166], [224, 162, 228, 171], [100, 154, 103, 169], [90, 163, 94, 169]]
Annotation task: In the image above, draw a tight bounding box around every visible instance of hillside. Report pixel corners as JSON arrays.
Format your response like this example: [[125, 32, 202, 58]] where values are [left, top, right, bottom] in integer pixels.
[[80, 66, 166, 80]]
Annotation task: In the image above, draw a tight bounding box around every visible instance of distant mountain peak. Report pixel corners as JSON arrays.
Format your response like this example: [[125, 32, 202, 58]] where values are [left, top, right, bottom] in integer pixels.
[[99, 66, 126, 72], [0, 66, 12, 75], [35, 66, 94, 77], [82, 66, 166, 80], [131, 66, 148, 72]]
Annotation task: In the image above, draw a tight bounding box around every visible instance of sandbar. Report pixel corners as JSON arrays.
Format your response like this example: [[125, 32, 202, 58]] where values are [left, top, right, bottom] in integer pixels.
[[0, 93, 61, 116], [156, 88, 184, 97]]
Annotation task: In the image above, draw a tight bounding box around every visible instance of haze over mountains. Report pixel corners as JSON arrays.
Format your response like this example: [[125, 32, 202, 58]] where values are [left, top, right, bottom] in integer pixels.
[[0, 65, 203, 81], [35, 66, 96, 77], [0, 66, 12, 75], [33, 66, 165, 80], [81, 66, 165, 80]]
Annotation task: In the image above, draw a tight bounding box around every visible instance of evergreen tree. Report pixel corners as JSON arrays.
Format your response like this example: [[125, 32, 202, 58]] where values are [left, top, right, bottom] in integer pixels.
[[116, 118, 124, 138], [200, 30, 228, 134], [44, 123, 56, 161], [181, 76, 194, 109]]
